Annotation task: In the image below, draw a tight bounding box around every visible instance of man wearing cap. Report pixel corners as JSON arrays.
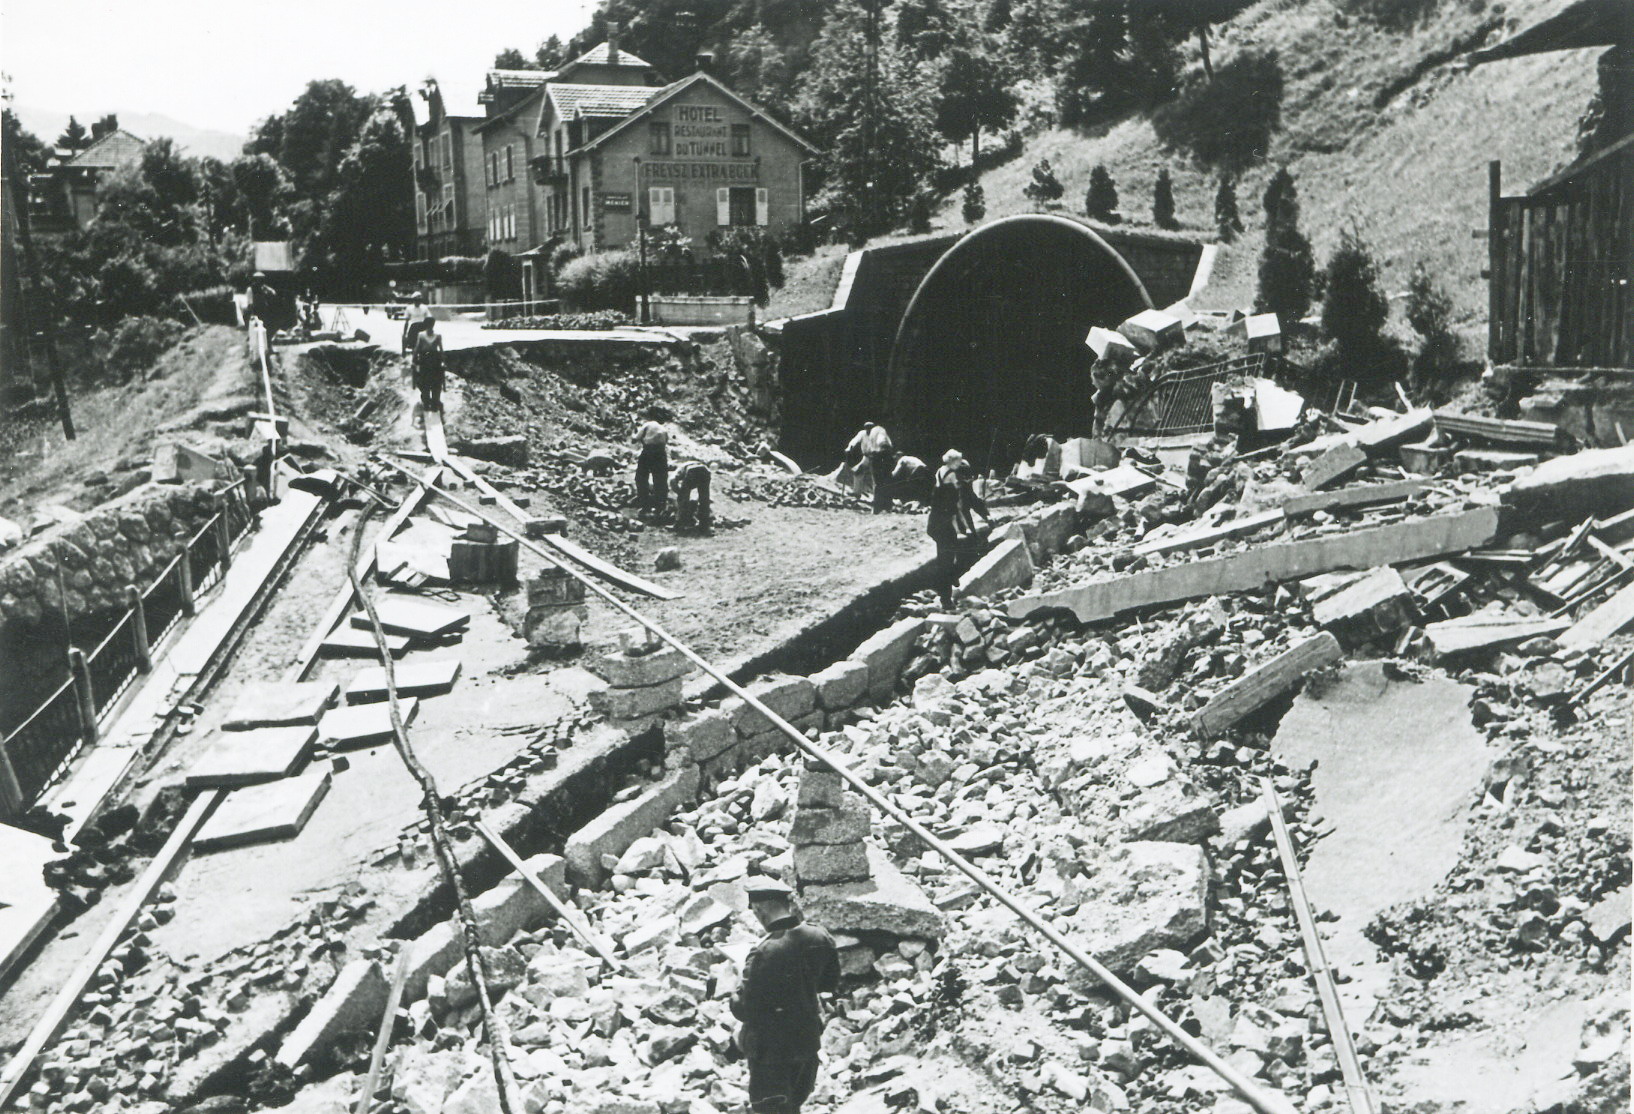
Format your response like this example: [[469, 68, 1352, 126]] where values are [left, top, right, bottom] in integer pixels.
[[732, 878, 841, 1114], [927, 449, 991, 610]]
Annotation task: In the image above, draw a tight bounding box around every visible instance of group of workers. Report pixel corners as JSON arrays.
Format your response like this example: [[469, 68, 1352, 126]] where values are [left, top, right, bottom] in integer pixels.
[[841, 422, 931, 512], [633, 406, 714, 531]]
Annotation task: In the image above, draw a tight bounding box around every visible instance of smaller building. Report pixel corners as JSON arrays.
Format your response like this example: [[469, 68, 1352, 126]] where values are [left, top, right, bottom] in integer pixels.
[[410, 78, 489, 260], [27, 123, 147, 236], [476, 69, 553, 261]]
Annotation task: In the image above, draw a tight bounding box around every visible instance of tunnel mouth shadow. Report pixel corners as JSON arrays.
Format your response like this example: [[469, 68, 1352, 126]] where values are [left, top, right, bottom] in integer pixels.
[[887, 214, 1154, 469]]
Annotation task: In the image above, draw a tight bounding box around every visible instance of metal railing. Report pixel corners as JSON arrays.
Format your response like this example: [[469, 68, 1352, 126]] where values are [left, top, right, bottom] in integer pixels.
[[0, 480, 257, 818], [1108, 353, 1356, 437]]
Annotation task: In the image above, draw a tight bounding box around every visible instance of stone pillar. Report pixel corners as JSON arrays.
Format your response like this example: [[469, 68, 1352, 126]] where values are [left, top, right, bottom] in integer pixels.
[[178, 549, 196, 616], [791, 760, 872, 886], [68, 647, 98, 745], [525, 567, 588, 653], [586, 627, 690, 730]]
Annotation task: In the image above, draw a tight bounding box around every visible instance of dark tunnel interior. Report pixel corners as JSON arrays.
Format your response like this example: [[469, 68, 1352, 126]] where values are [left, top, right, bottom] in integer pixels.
[[887, 216, 1152, 470]]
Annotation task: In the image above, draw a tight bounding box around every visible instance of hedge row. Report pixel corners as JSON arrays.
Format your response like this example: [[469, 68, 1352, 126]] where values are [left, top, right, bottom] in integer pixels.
[[483, 310, 634, 331]]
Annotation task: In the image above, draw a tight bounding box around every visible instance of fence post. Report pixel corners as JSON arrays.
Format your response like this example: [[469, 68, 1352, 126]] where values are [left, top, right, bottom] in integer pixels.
[[127, 586, 151, 672], [0, 737, 25, 820], [68, 648, 98, 745], [178, 548, 196, 617], [215, 504, 232, 572]]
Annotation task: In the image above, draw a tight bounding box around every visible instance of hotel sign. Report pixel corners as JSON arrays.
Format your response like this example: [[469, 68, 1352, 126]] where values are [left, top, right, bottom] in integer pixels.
[[672, 104, 732, 158]]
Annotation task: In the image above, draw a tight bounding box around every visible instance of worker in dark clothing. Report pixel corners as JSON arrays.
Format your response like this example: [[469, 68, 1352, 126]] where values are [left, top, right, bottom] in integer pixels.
[[413, 317, 445, 411], [672, 461, 712, 531], [927, 450, 991, 611], [634, 407, 671, 518], [732, 878, 841, 1114]]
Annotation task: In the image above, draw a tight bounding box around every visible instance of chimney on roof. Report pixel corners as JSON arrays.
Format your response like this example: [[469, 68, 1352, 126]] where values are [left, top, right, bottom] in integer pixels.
[[607, 21, 621, 64], [695, 50, 715, 74]]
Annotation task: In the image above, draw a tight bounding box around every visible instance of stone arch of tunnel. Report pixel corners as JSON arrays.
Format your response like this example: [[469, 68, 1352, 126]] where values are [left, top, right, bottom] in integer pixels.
[[886, 214, 1154, 469]]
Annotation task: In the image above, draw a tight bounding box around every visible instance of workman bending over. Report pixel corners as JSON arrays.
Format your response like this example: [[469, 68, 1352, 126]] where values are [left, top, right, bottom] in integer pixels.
[[634, 407, 671, 517], [672, 461, 713, 531], [844, 422, 894, 507], [732, 877, 841, 1114], [413, 317, 445, 411]]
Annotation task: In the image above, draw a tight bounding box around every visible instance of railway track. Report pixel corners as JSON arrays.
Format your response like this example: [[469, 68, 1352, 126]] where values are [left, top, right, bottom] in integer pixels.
[[2, 331, 1299, 1114]]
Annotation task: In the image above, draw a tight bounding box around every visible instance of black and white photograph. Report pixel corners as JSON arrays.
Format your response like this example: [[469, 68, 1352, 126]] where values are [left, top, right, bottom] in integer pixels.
[[0, 0, 1630, 1112]]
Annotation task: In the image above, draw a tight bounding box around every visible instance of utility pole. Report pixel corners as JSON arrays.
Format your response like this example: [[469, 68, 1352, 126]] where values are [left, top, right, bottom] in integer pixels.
[[0, 114, 75, 439], [633, 156, 649, 325]]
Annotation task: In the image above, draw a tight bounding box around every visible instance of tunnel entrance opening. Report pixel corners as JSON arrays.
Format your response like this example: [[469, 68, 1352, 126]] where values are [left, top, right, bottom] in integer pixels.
[[887, 215, 1153, 471]]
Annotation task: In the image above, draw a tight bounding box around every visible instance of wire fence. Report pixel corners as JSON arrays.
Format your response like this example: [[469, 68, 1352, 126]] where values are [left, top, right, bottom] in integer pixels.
[[0, 480, 256, 819]]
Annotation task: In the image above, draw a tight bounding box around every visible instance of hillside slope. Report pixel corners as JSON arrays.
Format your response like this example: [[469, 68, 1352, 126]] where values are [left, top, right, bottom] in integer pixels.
[[774, 0, 1600, 344]]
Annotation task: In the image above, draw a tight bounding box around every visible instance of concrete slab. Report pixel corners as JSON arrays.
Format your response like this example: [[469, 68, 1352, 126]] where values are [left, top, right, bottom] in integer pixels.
[[318, 698, 421, 750], [194, 767, 333, 852], [349, 597, 470, 639], [184, 725, 318, 788], [958, 536, 1034, 597], [0, 824, 61, 982], [275, 959, 389, 1068], [563, 765, 700, 887], [222, 680, 339, 729], [320, 626, 412, 658], [801, 845, 946, 939], [343, 659, 463, 703]]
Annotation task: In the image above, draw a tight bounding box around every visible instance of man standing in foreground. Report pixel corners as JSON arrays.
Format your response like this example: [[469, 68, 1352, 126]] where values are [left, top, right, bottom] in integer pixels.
[[634, 407, 671, 518], [732, 878, 841, 1114]]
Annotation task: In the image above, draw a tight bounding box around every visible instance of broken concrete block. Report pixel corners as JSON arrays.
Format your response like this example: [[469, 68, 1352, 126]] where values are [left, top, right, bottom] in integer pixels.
[[793, 840, 871, 884], [1192, 633, 1342, 739], [789, 803, 872, 845], [1423, 614, 1570, 661], [811, 659, 869, 711], [1118, 309, 1185, 353], [1032, 501, 1080, 559], [1244, 313, 1282, 355], [587, 646, 691, 689], [223, 681, 338, 729], [733, 674, 817, 736], [801, 844, 946, 939], [1120, 778, 1221, 844], [1086, 326, 1138, 361], [1502, 443, 1634, 526], [958, 537, 1034, 598], [473, 853, 568, 946], [1352, 409, 1433, 452], [667, 712, 736, 764], [851, 617, 927, 704], [403, 923, 462, 1002], [588, 677, 684, 721], [1302, 442, 1366, 491], [443, 945, 527, 1010], [564, 764, 701, 886], [1311, 567, 1414, 647], [457, 434, 528, 467], [798, 768, 847, 809], [1071, 841, 1208, 978], [275, 960, 388, 1068]]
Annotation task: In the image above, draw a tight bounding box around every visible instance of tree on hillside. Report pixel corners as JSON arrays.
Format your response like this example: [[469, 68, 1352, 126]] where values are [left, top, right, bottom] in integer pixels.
[[1214, 177, 1243, 242], [895, 0, 956, 60], [1406, 260, 1460, 389], [935, 46, 1018, 164], [1151, 49, 1283, 173], [963, 181, 987, 224], [1055, 0, 1187, 126], [795, 5, 943, 243], [57, 116, 91, 152], [1085, 164, 1118, 221], [536, 35, 567, 70], [1153, 168, 1178, 229], [1024, 158, 1065, 207], [315, 106, 415, 282], [1002, 0, 1069, 74], [3, 110, 52, 175], [1256, 168, 1315, 322], [725, 23, 795, 116], [1321, 229, 1389, 351], [985, 0, 1013, 34], [493, 47, 536, 70]]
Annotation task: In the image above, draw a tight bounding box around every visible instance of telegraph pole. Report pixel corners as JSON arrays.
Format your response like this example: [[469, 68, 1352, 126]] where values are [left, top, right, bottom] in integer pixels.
[[1, 112, 75, 439]]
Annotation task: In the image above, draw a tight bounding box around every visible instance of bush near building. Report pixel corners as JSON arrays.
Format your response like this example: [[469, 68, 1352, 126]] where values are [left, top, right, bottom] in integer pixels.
[[557, 250, 641, 312]]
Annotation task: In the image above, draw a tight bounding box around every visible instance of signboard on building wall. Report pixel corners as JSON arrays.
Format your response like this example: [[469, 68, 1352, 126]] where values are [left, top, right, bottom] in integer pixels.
[[673, 104, 730, 158], [644, 162, 758, 183], [601, 193, 632, 211]]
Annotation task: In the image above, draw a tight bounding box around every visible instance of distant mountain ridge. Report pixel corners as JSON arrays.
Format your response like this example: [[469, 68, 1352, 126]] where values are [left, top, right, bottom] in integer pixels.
[[12, 104, 245, 162]]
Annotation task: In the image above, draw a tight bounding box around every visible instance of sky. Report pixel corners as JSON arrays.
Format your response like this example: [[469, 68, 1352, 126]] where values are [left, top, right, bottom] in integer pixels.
[[1, 0, 601, 134]]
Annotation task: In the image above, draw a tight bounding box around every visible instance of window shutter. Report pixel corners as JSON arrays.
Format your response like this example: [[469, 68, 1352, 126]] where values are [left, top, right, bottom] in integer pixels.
[[716, 188, 730, 226], [650, 187, 674, 226], [665, 188, 676, 225], [755, 188, 769, 226]]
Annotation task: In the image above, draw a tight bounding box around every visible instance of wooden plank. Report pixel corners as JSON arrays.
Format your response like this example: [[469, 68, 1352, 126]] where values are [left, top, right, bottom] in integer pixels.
[[423, 407, 449, 462], [1192, 633, 1342, 739], [1423, 614, 1570, 659], [344, 659, 462, 704], [223, 680, 339, 729], [474, 818, 623, 970], [1353, 409, 1433, 452], [441, 451, 535, 529], [356, 945, 414, 1114], [538, 534, 682, 602], [194, 768, 332, 852], [1134, 509, 1285, 558], [184, 725, 318, 788], [1432, 411, 1559, 446], [0, 790, 222, 1109], [1276, 479, 1426, 518], [1558, 581, 1634, 652], [1011, 508, 1501, 625]]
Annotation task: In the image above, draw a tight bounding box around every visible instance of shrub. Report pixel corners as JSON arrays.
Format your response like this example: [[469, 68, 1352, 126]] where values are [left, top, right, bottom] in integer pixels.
[[711, 228, 785, 306], [1214, 178, 1244, 242], [94, 316, 187, 381], [1341, 0, 1440, 31], [1311, 335, 1410, 385], [548, 240, 582, 274], [1152, 50, 1284, 174], [962, 181, 987, 225], [1321, 230, 1390, 351], [1023, 158, 1064, 207], [1085, 165, 1118, 222], [556, 250, 640, 312], [1406, 261, 1461, 387], [1153, 168, 1178, 230]]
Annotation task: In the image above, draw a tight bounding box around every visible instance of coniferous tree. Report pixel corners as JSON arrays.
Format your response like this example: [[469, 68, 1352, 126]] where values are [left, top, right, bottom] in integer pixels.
[[57, 115, 90, 151], [1321, 229, 1389, 352], [963, 181, 987, 224], [1085, 164, 1118, 221], [1152, 168, 1178, 229], [1256, 168, 1314, 321], [536, 35, 566, 70], [1214, 177, 1243, 242], [1406, 260, 1460, 388], [1023, 158, 1065, 207]]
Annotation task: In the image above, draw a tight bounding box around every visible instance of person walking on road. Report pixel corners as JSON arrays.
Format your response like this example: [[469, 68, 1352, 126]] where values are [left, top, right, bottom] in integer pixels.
[[672, 460, 713, 531], [732, 877, 841, 1114], [413, 317, 445, 411], [927, 449, 991, 610], [402, 294, 432, 354], [634, 407, 671, 518]]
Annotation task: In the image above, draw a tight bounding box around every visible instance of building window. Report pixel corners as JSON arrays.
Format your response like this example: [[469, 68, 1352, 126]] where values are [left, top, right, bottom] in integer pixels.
[[443, 183, 455, 226], [731, 124, 750, 157], [728, 186, 756, 226], [413, 141, 423, 169], [441, 132, 453, 168], [505, 145, 514, 181], [581, 185, 590, 228], [416, 192, 427, 233], [650, 121, 671, 156]]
